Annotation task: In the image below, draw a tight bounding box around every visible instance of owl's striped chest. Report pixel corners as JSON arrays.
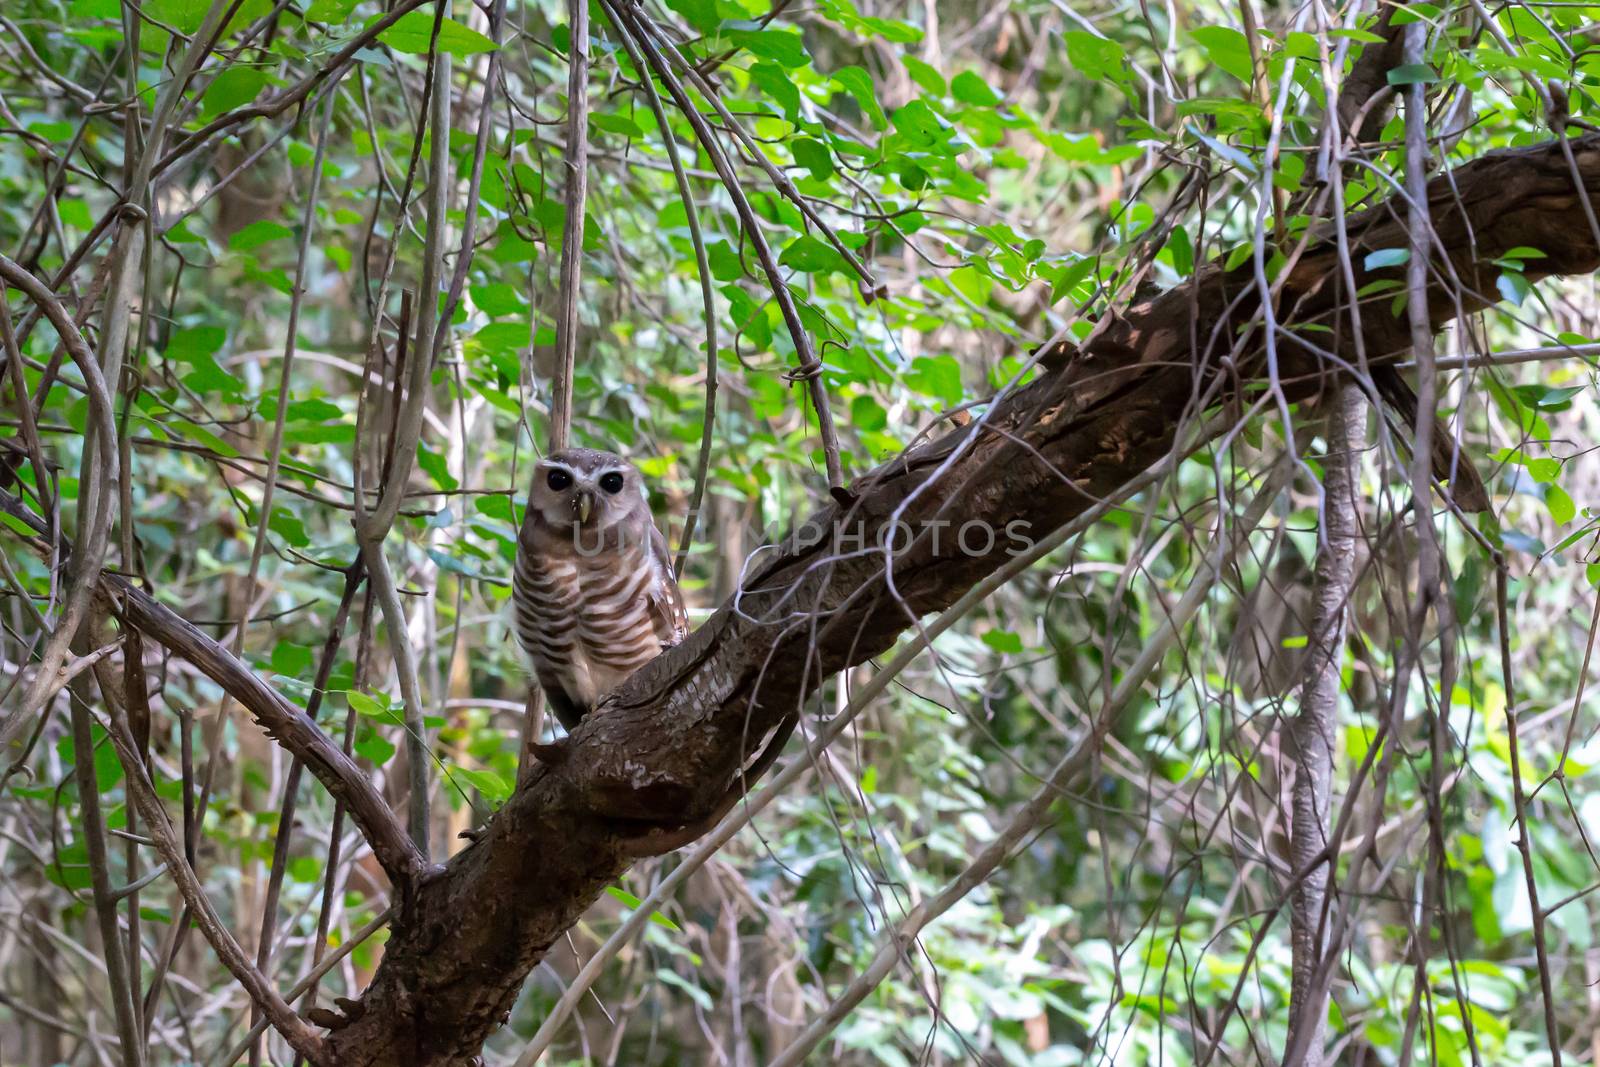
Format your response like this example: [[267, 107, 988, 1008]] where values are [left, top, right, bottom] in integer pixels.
[[513, 527, 664, 709]]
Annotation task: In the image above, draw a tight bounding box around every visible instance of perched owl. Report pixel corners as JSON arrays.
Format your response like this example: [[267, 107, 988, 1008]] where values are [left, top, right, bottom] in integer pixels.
[[513, 448, 689, 730]]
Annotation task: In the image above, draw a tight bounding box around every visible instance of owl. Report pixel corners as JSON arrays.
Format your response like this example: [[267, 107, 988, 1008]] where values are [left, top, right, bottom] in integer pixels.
[[513, 448, 689, 730]]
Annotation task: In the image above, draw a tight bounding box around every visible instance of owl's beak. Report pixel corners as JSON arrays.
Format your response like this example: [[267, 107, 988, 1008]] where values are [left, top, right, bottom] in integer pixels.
[[576, 490, 594, 523]]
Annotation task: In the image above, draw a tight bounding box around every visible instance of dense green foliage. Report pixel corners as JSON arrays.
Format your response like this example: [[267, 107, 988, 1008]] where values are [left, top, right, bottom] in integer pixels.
[[4, 0, 1600, 1064]]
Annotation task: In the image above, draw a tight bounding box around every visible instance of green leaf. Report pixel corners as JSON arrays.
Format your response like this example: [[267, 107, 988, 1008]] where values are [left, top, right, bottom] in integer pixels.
[[1190, 26, 1254, 83], [792, 138, 834, 181], [146, 0, 213, 33], [779, 235, 844, 274], [165, 326, 243, 396], [905, 354, 963, 406], [850, 394, 887, 431], [453, 767, 512, 805], [591, 112, 642, 137], [1497, 271, 1532, 306], [1166, 226, 1194, 276], [1386, 63, 1439, 85], [270, 641, 314, 678], [656, 969, 713, 1010], [950, 70, 1001, 107], [1064, 31, 1125, 81], [664, 0, 719, 32], [354, 730, 396, 766], [902, 56, 946, 96], [607, 886, 682, 930], [750, 61, 801, 122], [728, 28, 807, 68], [1528, 457, 1561, 483], [1041, 256, 1096, 304], [348, 691, 396, 720], [982, 630, 1024, 653], [1363, 247, 1409, 270], [304, 0, 359, 18], [269, 507, 310, 548], [374, 11, 497, 57], [166, 418, 239, 457], [1547, 485, 1577, 525], [228, 220, 292, 252], [418, 444, 460, 491], [470, 283, 528, 317], [831, 66, 887, 130], [469, 321, 532, 357], [202, 67, 269, 118]]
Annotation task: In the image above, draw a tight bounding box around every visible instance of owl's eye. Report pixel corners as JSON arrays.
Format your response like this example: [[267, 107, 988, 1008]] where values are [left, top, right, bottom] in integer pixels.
[[598, 472, 625, 495], [546, 469, 573, 491]]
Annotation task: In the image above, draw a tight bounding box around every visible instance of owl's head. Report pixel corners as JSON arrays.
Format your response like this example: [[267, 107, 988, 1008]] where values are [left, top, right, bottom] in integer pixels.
[[529, 448, 645, 532]]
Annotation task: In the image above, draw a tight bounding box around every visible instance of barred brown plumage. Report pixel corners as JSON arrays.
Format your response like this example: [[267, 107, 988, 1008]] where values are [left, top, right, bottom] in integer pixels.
[[513, 448, 688, 730]]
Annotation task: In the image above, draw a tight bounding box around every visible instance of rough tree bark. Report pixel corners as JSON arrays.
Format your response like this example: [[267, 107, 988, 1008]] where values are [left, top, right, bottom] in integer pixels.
[[10, 134, 1600, 1065], [1284, 383, 1364, 1066]]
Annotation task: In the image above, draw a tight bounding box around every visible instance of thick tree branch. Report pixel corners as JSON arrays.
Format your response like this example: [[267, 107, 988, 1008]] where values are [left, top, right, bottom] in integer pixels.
[[7, 132, 1600, 1065], [310, 135, 1600, 1065]]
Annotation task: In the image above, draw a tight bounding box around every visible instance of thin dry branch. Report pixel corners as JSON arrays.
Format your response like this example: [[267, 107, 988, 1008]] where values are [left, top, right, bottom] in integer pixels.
[[604, 0, 845, 490], [0, 488, 426, 886], [548, 0, 590, 453], [97, 682, 330, 1066]]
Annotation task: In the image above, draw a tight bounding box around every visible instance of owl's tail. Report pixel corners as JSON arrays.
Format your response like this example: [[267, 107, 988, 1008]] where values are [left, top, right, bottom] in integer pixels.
[[1372, 366, 1491, 513]]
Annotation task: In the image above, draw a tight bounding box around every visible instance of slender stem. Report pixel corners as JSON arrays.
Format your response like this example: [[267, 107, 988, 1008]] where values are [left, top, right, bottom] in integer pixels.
[[604, 0, 843, 490], [67, 676, 145, 1067], [610, 15, 717, 573], [100, 698, 329, 1065], [1498, 563, 1564, 1065], [549, 0, 590, 453]]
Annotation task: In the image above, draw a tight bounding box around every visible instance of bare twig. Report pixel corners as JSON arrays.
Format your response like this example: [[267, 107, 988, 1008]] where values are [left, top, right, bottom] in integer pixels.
[[611, 18, 718, 577], [603, 0, 844, 490], [0, 253, 120, 738], [66, 673, 145, 1067], [549, 0, 590, 453], [99, 686, 330, 1065], [1498, 562, 1565, 1066], [353, 18, 456, 857]]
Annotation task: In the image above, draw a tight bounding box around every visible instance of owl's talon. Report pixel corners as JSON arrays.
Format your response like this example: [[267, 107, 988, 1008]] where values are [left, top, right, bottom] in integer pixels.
[[829, 485, 858, 508]]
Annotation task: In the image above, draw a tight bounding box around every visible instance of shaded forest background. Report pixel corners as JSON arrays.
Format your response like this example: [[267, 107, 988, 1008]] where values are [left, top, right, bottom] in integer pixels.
[[3, 0, 1600, 1063]]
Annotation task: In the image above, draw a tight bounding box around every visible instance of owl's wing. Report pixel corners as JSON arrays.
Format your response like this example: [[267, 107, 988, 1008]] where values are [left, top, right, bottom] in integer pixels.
[[646, 522, 690, 644]]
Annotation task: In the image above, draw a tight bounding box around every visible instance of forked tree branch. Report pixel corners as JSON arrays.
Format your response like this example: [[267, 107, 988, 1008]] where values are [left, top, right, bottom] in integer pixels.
[[0, 491, 427, 887]]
